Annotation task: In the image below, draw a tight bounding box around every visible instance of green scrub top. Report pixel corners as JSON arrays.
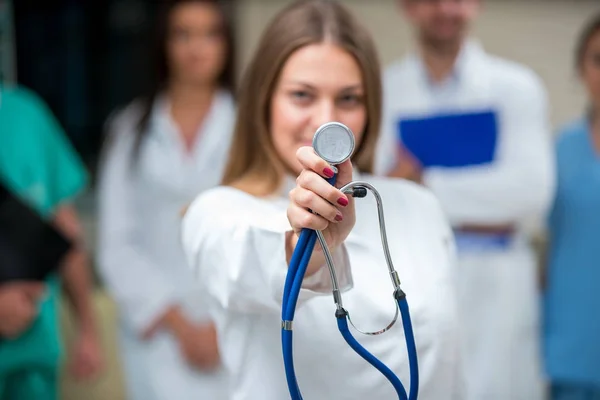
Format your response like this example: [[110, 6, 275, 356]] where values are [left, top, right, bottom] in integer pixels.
[[0, 85, 88, 399]]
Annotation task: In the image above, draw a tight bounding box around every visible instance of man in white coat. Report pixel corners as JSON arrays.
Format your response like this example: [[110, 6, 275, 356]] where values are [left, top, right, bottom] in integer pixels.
[[375, 1, 555, 399]]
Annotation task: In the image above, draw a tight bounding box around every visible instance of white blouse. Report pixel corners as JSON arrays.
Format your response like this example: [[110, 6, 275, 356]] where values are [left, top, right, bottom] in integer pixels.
[[181, 174, 464, 399]]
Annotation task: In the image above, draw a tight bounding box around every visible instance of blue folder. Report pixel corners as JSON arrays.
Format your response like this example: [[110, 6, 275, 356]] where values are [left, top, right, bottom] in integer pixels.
[[398, 110, 499, 168]]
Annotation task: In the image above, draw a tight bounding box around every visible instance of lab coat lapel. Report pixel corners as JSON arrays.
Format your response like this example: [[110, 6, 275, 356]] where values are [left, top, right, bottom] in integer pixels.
[[393, 55, 433, 114], [141, 91, 234, 199], [137, 96, 188, 200], [189, 90, 233, 176], [456, 39, 494, 108]]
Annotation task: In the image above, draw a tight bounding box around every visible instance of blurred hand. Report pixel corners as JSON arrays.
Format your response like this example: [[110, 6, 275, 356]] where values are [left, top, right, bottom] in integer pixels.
[[175, 321, 220, 371], [389, 145, 423, 183], [287, 146, 356, 254], [155, 306, 220, 370], [68, 327, 104, 381], [0, 281, 45, 338]]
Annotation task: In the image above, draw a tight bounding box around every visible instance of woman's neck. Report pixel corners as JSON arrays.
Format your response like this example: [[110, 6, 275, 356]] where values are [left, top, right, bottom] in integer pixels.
[[167, 81, 217, 152], [229, 169, 286, 199], [168, 80, 216, 110]]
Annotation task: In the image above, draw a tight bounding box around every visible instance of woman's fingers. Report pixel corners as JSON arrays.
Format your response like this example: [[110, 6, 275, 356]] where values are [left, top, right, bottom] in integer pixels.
[[296, 146, 337, 180], [296, 146, 354, 189], [296, 169, 349, 207], [333, 159, 354, 189], [288, 146, 356, 241], [287, 203, 330, 233], [289, 187, 343, 223]]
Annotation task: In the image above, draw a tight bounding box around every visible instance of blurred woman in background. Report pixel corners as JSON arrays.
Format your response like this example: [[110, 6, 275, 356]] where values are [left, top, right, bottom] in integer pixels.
[[544, 12, 600, 400], [96, 1, 235, 399]]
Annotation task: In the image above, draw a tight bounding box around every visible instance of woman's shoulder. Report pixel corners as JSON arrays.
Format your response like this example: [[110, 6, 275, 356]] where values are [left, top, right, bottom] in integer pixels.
[[100, 102, 145, 154], [214, 89, 236, 116], [105, 99, 146, 131], [182, 185, 290, 236], [187, 186, 257, 213]]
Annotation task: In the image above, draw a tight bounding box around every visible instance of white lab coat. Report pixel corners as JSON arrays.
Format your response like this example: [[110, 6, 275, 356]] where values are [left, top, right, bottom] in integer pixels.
[[97, 90, 235, 400], [375, 40, 555, 399], [181, 173, 464, 399]]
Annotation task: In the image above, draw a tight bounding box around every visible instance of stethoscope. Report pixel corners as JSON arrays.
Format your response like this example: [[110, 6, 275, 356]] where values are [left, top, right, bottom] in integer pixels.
[[281, 122, 419, 400]]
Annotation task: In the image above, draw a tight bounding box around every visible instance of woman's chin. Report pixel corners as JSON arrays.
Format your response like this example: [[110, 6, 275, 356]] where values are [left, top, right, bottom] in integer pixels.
[[286, 161, 303, 177]]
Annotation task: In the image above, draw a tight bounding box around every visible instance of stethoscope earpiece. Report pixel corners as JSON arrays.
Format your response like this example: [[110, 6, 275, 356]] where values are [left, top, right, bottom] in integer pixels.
[[312, 122, 355, 166]]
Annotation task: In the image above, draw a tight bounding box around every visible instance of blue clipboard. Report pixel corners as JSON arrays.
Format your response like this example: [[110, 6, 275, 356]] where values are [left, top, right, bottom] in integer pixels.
[[398, 110, 499, 168]]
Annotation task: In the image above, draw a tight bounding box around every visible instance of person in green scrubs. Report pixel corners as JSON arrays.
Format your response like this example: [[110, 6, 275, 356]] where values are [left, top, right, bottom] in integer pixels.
[[0, 84, 103, 399]]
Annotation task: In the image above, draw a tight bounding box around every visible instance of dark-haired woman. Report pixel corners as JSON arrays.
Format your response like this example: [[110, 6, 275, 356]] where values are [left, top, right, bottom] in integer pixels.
[[544, 12, 600, 400], [96, 1, 235, 399]]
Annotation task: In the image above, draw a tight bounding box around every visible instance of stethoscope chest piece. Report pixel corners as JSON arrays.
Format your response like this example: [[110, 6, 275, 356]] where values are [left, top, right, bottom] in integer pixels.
[[312, 122, 355, 165]]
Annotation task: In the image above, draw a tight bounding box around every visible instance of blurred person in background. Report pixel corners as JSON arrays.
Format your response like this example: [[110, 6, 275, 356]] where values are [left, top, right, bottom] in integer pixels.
[[544, 13, 600, 400], [374, 0, 555, 399], [96, 0, 235, 399], [0, 84, 103, 399]]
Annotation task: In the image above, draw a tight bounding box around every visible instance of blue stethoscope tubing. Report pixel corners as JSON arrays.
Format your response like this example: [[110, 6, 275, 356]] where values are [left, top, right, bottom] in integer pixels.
[[281, 174, 419, 400]]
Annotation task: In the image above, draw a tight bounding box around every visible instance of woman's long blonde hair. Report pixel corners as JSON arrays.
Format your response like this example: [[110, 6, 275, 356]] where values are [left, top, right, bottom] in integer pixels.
[[222, 0, 382, 195]]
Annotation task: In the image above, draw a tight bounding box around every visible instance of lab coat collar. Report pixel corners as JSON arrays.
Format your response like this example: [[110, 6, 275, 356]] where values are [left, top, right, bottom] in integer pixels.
[[452, 38, 485, 81], [147, 89, 229, 137], [146, 89, 231, 155], [145, 92, 174, 143]]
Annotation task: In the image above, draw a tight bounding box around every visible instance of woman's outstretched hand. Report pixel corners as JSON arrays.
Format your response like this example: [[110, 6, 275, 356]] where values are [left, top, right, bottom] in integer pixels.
[[286, 146, 356, 275]]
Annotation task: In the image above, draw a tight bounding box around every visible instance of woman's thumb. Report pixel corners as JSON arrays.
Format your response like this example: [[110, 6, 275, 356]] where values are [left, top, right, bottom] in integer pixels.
[[334, 159, 354, 189]]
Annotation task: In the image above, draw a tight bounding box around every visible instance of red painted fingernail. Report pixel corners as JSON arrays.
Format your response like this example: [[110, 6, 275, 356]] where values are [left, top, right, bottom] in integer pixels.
[[335, 213, 343, 222], [323, 168, 335, 178], [337, 197, 348, 207]]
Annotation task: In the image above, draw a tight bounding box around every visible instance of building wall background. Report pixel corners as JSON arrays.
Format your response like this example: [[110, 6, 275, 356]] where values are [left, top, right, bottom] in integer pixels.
[[235, 0, 600, 129]]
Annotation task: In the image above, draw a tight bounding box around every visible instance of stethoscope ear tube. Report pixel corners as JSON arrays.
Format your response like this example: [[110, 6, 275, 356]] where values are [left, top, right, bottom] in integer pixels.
[[336, 311, 408, 399]]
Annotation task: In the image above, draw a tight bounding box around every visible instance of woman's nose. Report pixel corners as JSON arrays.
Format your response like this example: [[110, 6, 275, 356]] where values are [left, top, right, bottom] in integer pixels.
[[311, 100, 338, 131]]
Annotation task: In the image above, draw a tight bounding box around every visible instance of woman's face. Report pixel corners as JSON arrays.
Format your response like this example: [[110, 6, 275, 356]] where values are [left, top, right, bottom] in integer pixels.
[[581, 30, 600, 109], [166, 2, 227, 86], [270, 43, 367, 175]]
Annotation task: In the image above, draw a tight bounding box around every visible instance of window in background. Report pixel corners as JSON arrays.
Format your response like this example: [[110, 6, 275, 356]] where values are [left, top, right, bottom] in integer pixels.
[[0, 0, 16, 85], [12, 0, 155, 174]]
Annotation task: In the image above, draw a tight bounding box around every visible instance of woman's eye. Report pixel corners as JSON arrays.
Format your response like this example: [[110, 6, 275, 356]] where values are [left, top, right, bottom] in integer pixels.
[[205, 27, 223, 40], [338, 94, 362, 107], [171, 28, 190, 41], [291, 91, 312, 102]]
